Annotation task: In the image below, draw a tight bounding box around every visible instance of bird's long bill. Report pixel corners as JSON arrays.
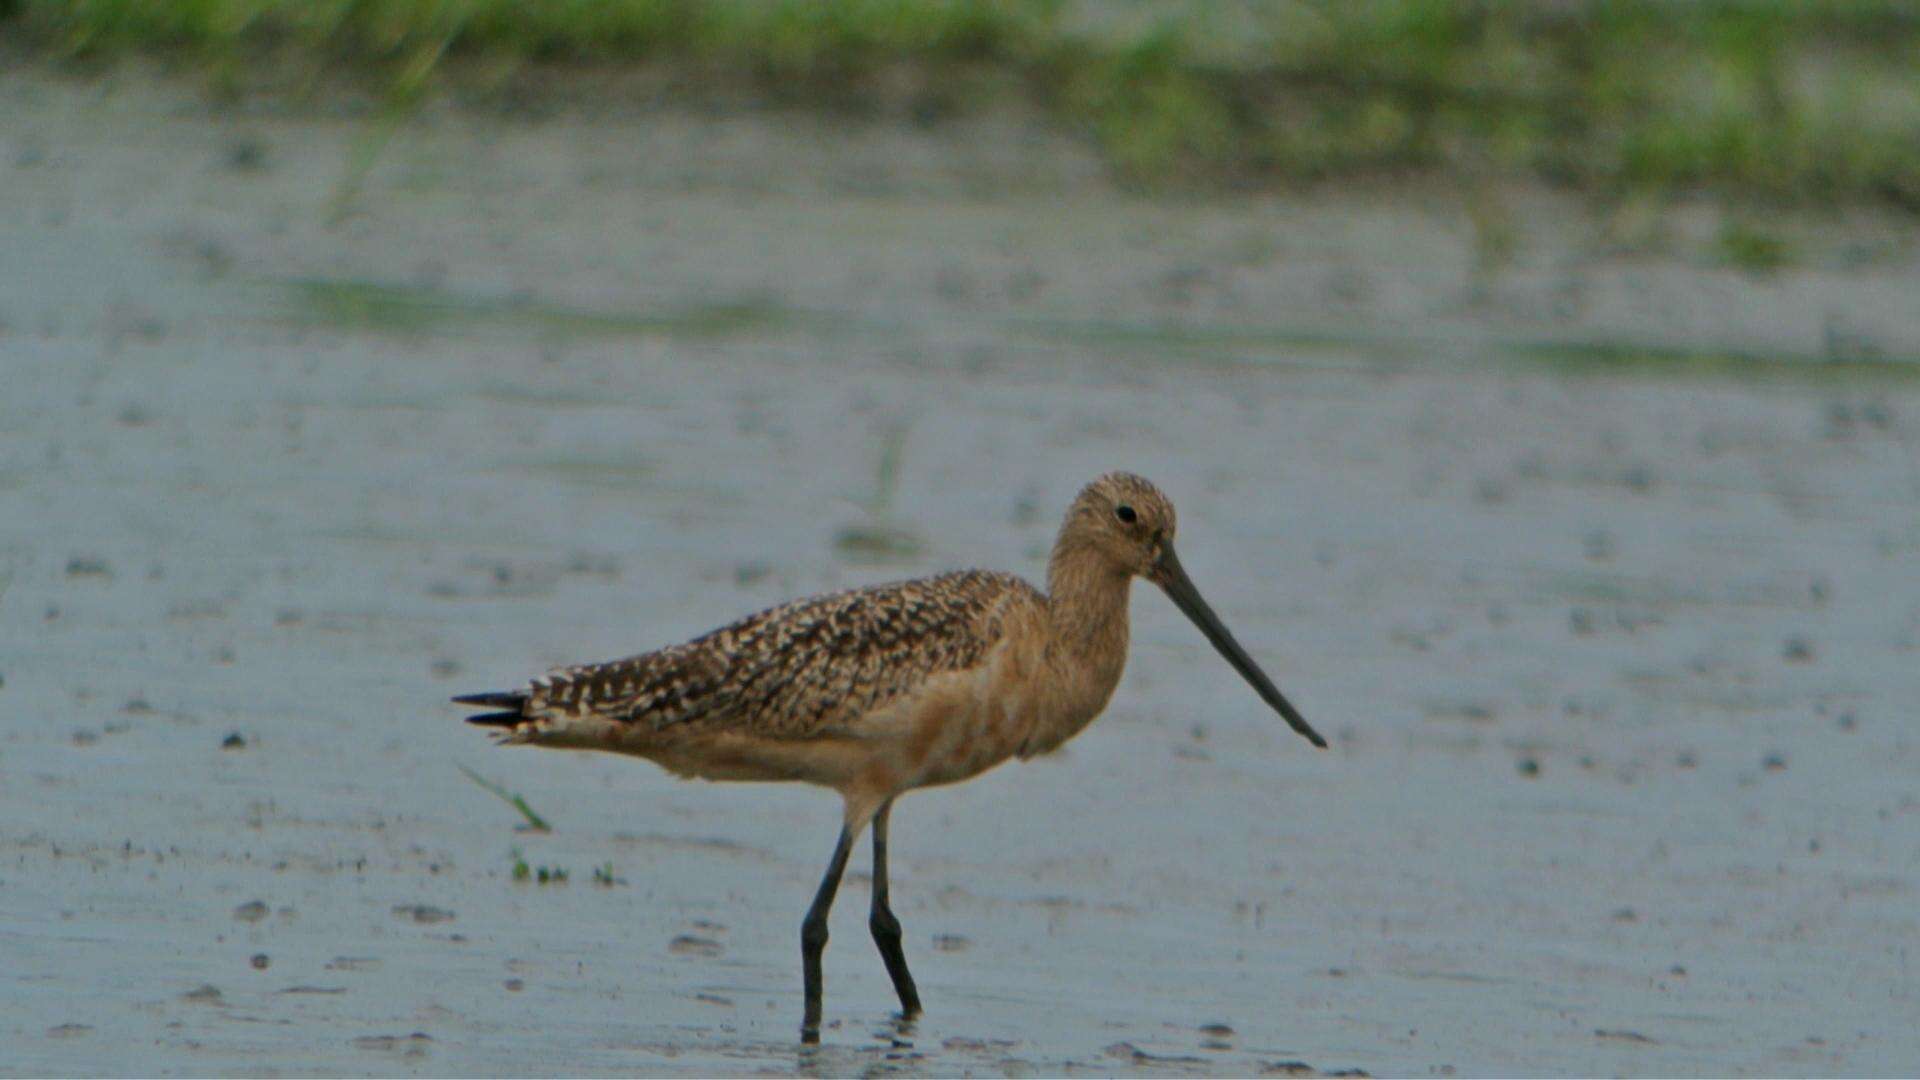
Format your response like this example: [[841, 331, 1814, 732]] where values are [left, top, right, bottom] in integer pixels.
[[1155, 544, 1328, 749]]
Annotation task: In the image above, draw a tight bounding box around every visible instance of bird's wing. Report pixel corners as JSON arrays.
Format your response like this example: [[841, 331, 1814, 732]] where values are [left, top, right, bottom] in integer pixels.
[[524, 569, 1041, 738]]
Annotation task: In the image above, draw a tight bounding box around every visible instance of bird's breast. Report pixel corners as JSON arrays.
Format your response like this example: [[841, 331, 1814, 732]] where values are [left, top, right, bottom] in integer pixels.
[[899, 633, 1121, 787]]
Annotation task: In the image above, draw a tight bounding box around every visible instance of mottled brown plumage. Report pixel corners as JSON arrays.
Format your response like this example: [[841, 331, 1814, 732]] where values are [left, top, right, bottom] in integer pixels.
[[520, 568, 1037, 738], [453, 471, 1325, 1042]]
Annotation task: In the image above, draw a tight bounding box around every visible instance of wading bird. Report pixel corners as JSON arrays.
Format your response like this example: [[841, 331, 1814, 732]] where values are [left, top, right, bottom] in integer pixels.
[[455, 472, 1325, 1041]]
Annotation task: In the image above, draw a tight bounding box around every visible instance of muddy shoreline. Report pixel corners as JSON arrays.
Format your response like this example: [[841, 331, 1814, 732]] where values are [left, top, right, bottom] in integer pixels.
[[2, 66, 1917, 1076]]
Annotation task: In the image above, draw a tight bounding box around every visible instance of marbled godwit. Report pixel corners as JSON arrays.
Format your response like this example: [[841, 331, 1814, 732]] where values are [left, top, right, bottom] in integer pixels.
[[455, 471, 1325, 1041]]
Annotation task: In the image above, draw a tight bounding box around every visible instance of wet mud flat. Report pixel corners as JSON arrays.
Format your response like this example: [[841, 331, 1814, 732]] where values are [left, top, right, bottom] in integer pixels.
[[2, 67, 1919, 1076]]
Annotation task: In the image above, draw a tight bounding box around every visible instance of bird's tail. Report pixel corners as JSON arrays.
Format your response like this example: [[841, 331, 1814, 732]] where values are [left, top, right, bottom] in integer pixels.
[[452, 690, 529, 729], [454, 686, 618, 749]]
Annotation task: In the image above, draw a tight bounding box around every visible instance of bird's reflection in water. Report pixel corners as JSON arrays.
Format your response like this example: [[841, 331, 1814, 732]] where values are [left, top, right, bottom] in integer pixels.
[[794, 1013, 924, 1075]]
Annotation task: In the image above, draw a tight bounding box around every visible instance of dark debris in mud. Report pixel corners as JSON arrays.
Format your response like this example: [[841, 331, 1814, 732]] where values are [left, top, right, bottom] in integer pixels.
[[352, 1032, 433, 1057], [1105, 1041, 1206, 1066], [392, 904, 455, 924], [669, 934, 724, 958], [64, 555, 112, 578], [46, 1023, 93, 1038]]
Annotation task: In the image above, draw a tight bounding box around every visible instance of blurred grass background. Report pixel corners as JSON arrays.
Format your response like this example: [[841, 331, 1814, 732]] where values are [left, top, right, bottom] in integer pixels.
[[6, 0, 1919, 211]]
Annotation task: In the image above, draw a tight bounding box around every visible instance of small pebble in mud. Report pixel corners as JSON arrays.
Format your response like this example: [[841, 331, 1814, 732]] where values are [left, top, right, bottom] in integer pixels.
[[734, 561, 771, 587], [123, 697, 153, 714], [1199, 1022, 1234, 1037], [1676, 750, 1698, 769], [429, 658, 461, 678], [1612, 907, 1638, 922], [250, 953, 270, 970], [233, 900, 269, 923], [1836, 711, 1857, 731], [222, 732, 247, 750], [1670, 965, 1687, 976], [47, 1023, 93, 1038], [71, 730, 98, 747], [1763, 753, 1787, 772], [181, 984, 223, 1004], [503, 978, 524, 992], [1782, 636, 1814, 663], [1516, 756, 1541, 778], [932, 934, 971, 953]]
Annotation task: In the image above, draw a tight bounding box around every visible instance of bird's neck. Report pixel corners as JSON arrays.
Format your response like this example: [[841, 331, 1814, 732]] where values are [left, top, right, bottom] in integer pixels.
[[1041, 538, 1133, 720]]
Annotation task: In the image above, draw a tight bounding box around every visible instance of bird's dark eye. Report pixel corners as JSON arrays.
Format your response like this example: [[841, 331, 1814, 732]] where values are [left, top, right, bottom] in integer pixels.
[[1115, 504, 1137, 524]]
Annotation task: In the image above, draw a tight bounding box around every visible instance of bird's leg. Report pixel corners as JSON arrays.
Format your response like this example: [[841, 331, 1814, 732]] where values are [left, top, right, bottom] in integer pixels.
[[868, 799, 923, 1019], [800, 825, 855, 1044]]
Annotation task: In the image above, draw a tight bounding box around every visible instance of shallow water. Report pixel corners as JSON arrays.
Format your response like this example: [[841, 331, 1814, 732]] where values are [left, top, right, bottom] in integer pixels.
[[2, 68, 1918, 1077]]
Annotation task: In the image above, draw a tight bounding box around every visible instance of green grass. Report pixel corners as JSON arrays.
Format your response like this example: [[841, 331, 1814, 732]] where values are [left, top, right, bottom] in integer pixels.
[[457, 763, 552, 832], [1508, 340, 1920, 383], [9, 1, 1920, 209], [1715, 218, 1793, 274], [283, 277, 790, 339], [509, 848, 570, 884], [281, 269, 1920, 382]]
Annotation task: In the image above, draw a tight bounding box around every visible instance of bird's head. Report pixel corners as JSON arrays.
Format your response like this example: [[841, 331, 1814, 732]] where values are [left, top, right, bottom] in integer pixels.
[[1056, 471, 1327, 749]]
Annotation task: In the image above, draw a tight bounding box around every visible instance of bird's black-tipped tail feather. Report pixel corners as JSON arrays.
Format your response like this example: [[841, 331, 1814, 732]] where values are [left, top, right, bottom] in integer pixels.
[[453, 690, 528, 728]]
